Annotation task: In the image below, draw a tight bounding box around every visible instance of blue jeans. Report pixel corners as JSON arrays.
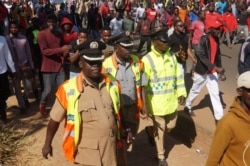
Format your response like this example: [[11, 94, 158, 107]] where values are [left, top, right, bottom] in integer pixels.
[[12, 71, 32, 109], [40, 72, 65, 104]]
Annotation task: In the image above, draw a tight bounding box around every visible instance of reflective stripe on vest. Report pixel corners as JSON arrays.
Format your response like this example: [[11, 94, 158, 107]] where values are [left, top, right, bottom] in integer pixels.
[[145, 52, 177, 83], [102, 54, 143, 112], [57, 73, 121, 163], [144, 52, 179, 95]]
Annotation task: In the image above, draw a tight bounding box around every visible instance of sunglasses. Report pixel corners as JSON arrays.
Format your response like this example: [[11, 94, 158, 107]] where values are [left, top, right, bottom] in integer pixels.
[[177, 24, 184, 27], [242, 87, 250, 93]]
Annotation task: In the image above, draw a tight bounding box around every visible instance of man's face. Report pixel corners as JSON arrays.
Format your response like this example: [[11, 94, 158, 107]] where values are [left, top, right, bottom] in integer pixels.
[[208, 2, 215, 12], [63, 23, 71, 32], [78, 33, 88, 44], [9, 24, 19, 35], [194, 3, 199, 9], [115, 44, 131, 61], [174, 8, 179, 15], [200, 11, 205, 21], [115, 12, 120, 19], [238, 87, 250, 111], [153, 39, 169, 53], [80, 58, 103, 79], [101, 30, 111, 43], [210, 27, 221, 37], [175, 21, 185, 33], [47, 19, 57, 31]]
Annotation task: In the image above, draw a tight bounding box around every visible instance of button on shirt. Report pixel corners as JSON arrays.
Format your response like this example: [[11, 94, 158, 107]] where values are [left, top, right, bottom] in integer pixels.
[[115, 57, 147, 106], [50, 77, 116, 132], [110, 18, 124, 36]]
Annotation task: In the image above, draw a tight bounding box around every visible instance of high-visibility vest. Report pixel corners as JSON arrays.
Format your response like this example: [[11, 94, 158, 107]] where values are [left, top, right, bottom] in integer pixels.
[[56, 73, 121, 163], [142, 46, 187, 116], [102, 53, 143, 115]]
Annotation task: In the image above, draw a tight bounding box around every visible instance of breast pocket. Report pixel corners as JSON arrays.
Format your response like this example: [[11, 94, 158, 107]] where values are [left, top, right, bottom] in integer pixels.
[[80, 100, 97, 122]]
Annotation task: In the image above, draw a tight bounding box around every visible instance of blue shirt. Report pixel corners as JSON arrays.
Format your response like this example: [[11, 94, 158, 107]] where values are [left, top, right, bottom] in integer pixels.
[[215, 1, 227, 14], [190, 11, 199, 23]]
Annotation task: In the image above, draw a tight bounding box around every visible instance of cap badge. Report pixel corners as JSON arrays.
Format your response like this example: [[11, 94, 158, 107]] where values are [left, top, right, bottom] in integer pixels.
[[90, 41, 98, 49]]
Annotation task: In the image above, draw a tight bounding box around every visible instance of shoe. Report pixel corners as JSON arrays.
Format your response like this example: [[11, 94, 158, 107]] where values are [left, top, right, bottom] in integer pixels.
[[145, 126, 155, 147], [184, 107, 195, 117], [158, 159, 168, 166], [39, 103, 48, 116]]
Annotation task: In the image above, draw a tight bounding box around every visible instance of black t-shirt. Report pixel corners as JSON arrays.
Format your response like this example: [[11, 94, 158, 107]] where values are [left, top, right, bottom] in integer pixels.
[[238, 11, 250, 25], [70, 40, 81, 73], [169, 31, 189, 63]]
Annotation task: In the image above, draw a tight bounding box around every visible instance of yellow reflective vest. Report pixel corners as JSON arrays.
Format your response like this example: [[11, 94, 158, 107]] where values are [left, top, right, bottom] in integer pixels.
[[55, 73, 121, 163], [102, 53, 143, 112], [142, 46, 187, 116]]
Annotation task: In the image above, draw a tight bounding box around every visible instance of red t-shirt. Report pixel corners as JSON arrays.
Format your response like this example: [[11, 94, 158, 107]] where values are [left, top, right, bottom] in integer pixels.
[[205, 11, 223, 30], [191, 20, 205, 44], [221, 12, 237, 32], [208, 36, 217, 74], [101, 5, 109, 18], [146, 8, 157, 22]]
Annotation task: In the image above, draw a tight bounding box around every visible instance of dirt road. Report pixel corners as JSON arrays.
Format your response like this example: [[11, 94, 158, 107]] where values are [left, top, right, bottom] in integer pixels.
[[1, 40, 241, 166]]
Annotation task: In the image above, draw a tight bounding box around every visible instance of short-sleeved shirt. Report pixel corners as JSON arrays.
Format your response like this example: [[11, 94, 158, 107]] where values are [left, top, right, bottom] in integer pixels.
[[50, 77, 116, 131], [51, 76, 117, 165], [115, 57, 147, 106], [205, 11, 223, 30]]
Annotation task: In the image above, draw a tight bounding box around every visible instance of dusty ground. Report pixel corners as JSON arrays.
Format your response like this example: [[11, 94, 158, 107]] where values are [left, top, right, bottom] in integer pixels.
[[1, 94, 213, 166]]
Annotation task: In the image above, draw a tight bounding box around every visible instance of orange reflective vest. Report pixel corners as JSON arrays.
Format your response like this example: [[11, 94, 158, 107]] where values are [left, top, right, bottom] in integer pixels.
[[102, 54, 143, 115], [56, 73, 121, 163]]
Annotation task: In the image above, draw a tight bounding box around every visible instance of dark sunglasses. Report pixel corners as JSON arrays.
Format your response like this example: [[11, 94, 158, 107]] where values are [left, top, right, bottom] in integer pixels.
[[242, 87, 250, 93], [177, 24, 184, 27]]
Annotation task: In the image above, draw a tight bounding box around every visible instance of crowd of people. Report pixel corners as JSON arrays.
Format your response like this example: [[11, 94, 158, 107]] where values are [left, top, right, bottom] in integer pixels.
[[0, 0, 250, 165]]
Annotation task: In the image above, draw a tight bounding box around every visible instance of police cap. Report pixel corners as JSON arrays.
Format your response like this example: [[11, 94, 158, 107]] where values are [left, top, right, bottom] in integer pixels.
[[77, 40, 106, 61], [108, 31, 133, 47], [150, 28, 169, 43]]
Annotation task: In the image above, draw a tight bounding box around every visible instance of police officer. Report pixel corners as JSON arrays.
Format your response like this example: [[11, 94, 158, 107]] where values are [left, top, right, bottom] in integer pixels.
[[102, 35, 148, 166], [142, 29, 187, 166], [42, 39, 121, 166]]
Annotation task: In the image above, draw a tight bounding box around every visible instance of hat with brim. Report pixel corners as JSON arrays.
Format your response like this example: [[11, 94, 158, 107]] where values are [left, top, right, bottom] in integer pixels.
[[77, 40, 106, 61], [237, 71, 250, 88], [114, 37, 133, 47], [150, 28, 169, 42], [108, 31, 133, 47]]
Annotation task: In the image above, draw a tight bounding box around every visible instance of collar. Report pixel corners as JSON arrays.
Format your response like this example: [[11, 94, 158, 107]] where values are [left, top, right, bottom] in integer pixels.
[[112, 52, 132, 67], [76, 73, 105, 93]]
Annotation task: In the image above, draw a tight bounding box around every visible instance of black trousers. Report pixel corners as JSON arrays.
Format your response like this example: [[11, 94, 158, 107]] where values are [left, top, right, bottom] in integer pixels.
[[0, 72, 10, 119], [137, 35, 151, 53]]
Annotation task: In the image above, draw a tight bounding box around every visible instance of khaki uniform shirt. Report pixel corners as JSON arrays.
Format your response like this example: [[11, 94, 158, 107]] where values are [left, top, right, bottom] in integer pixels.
[[50, 77, 117, 166]]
